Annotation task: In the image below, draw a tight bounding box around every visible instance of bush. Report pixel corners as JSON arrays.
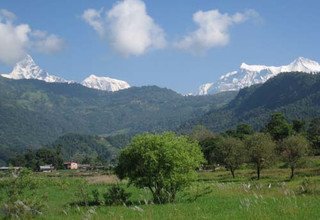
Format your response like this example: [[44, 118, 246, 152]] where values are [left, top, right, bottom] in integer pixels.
[[103, 185, 131, 206], [299, 178, 320, 195], [0, 169, 45, 219]]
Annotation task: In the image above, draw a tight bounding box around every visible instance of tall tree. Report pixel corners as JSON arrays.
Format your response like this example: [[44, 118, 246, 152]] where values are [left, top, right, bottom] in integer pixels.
[[266, 112, 293, 141], [281, 135, 309, 179], [246, 133, 276, 180]]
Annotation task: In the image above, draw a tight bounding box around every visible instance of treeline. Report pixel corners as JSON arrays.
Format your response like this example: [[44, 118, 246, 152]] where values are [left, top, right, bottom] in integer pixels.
[[9, 133, 131, 170], [191, 112, 320, 179]]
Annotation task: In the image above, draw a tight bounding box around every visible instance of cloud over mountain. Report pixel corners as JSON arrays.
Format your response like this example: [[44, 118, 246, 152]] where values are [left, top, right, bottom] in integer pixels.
[[82, 0, 166, 56], [0, 9, 64, 65], [175, 9, 259, 54]]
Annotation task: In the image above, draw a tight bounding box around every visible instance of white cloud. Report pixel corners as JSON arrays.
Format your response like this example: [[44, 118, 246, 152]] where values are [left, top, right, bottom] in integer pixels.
[[0, 9, 64, 65], [175, 9, 259, 54], [31, 30, 64, 54], [82, 0, 166, 56], [82, 8, 105, 37]]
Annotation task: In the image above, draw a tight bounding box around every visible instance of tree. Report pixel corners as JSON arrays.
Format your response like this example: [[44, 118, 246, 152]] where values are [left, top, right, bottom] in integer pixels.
[[265, 112, 293, 141], [308, 118, 320, 155], [246, 133, 276, 180], [189, 125, 215, 142], [281, 135, 309, 179], [215, 137, 246, 178], [292, 119, 305, 134], [199, 136, 222, 166], [115, 132, 204, 204]]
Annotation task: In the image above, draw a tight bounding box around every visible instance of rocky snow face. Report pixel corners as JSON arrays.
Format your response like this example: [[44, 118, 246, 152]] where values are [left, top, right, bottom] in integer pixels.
[[81, 74, 130, 92], [1, 55, 68, 83], [197, 57, 320, 95]]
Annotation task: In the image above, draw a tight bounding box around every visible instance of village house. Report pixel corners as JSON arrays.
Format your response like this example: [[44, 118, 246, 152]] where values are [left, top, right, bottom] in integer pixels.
[[39, 164, 54, 172], [64, 162, 78, 170]]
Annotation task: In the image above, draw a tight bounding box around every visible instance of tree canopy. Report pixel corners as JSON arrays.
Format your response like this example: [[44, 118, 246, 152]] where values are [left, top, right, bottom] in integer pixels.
[[115, 132, 204, 203]]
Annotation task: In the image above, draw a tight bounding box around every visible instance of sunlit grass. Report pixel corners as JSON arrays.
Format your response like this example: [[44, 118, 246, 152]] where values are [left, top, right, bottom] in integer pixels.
[[1, 165, 320, 219]]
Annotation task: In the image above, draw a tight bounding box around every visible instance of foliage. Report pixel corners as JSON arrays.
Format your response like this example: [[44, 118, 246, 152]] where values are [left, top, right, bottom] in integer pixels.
[[0, 76, 235, 159], [103, 185, 131, 206], [49, 133, 120, 164], [246, 133, 276, 179], [308, 118, 320, 155], [281, 135, 309, 179], [10, 148, 63, 171], [189, 125, 215, 142], [0, 169, 45, 219], [115, 132, 205, 203], [215, 137, 247, 178], [265, 112, 293, 141]]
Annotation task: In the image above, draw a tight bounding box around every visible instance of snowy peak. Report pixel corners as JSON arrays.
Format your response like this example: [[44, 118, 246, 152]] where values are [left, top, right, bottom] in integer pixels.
[[197, 57, 320, 95], [1, 54, 68, 83], [81, 74, 130, 92]]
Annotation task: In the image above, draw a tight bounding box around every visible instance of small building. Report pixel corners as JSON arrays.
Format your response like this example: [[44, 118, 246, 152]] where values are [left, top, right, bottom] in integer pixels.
[[0, 166, 22, 171], [39, 164, 54, 172], [64, 162, 78, 170]]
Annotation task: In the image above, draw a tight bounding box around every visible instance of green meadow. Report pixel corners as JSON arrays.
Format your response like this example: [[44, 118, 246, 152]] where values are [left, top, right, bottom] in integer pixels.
[[1, 163, 320, 220]]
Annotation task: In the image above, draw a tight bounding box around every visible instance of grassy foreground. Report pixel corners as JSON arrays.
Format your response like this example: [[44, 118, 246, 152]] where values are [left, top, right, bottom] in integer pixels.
[[1, 166, 320, 220]]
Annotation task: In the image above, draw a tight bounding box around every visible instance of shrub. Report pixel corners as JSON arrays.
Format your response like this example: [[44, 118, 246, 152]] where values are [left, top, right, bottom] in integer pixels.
[[103, 185, 131, 206]]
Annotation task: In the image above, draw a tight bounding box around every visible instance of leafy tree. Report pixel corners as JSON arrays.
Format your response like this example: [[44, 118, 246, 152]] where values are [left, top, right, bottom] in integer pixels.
[[115, 132, 204, 204], [292, 119, 305, 134], [199, 136, 223, 166], [266, 112, 293, 141], [189, 125, 215, 142], [215, 137, 246, 178], [281, 135, 309, 179], [225, 124, 254, 140], [236, 124, 254, 138], [308, 118, 320, 155], [246, 133, 276, 180]]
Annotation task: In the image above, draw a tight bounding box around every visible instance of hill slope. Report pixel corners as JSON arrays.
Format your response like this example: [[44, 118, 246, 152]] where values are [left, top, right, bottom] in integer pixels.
[[0, 76, 236, 151], [189, 72, 320, 131]]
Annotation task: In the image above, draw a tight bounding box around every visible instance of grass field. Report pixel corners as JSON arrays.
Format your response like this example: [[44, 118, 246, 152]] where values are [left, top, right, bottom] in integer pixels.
[[1, 163, 320, 220]]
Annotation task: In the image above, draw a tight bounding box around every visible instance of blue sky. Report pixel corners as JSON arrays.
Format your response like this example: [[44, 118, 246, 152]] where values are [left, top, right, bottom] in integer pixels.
[[0, 0, 319, 94]]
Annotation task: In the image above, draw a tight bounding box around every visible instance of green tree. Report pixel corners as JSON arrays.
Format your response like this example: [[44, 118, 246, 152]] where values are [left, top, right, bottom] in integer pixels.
[[292, 119, 305, 134], [199, 136, 222, 166], [115, 132, 204, 204], [265, 112, 293, 141], [189, 125, 215, 142], [308, 118, 320, 155], [281, 135, 309, 179], [215, 137, 246, 178], [246, 133, 276, 180]]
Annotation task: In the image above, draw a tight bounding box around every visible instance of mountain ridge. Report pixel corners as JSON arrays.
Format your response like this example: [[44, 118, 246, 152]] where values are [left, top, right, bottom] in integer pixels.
[[197, 57, 320, 95], [1, 55, 131, 92]]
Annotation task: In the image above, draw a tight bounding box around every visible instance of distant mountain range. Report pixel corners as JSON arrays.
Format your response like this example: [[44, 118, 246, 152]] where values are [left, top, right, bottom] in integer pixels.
[[1, 55, 131, 92], [197, 57, 320, 95]]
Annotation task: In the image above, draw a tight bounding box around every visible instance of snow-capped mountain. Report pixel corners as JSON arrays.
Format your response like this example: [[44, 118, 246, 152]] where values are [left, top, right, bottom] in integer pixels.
[[0, 55, 130, 92], [197, 57, 320, 95], [81, 74, 130, 92], [1, 55, 68, 83]]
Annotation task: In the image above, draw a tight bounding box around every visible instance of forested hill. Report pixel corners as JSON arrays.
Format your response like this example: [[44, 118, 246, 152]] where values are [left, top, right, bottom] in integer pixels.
[[184, 72, 320, 132], [0, 76, 236, 150]]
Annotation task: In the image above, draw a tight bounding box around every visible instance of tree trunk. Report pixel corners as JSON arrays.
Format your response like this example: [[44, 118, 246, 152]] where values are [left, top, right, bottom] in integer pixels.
[[230, 169, 235, 178], [290, 166, 295, 180]]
